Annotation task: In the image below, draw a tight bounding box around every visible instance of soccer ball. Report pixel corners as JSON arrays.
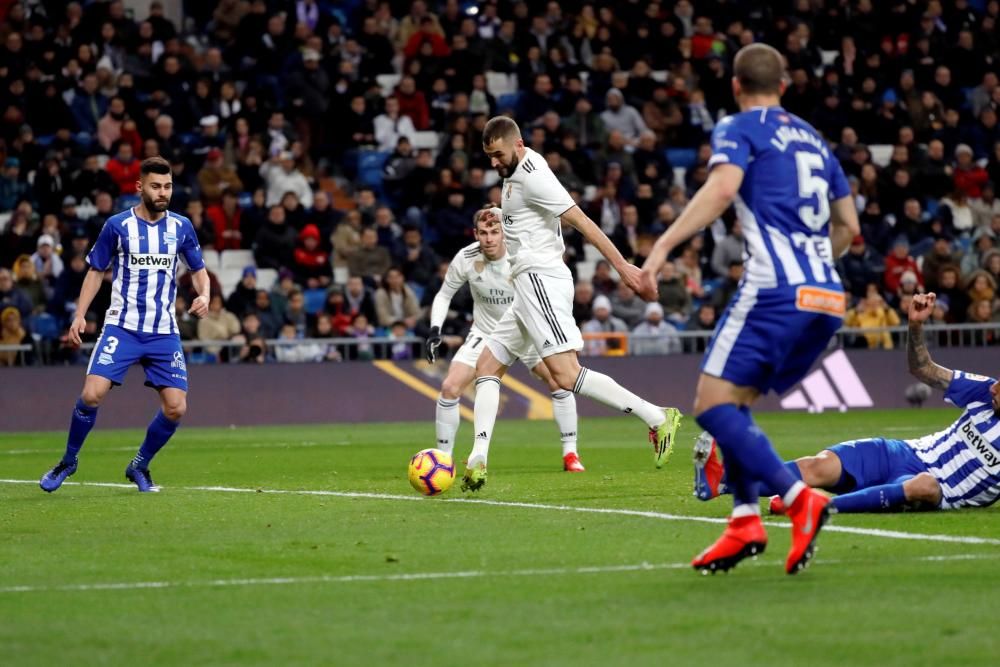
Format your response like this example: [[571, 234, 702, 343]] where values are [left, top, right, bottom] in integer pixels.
[[408, 448, 456, 496]]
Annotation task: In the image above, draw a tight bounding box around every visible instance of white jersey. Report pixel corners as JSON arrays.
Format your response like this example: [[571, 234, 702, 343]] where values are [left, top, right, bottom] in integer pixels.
[[430, 241, 515, 333], [499, 147, 575, 279], [906, 370, 1000, 509]]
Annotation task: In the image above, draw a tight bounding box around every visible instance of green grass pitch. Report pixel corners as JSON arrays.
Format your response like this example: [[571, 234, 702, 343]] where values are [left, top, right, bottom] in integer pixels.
[[2, 409, 999, 666]]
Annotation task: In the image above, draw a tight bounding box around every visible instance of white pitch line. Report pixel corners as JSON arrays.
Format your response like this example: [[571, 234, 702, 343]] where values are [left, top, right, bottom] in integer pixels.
[[1, 553, 997, 595], [0, 441, 332, 456], [3, 478, 1000, 546]]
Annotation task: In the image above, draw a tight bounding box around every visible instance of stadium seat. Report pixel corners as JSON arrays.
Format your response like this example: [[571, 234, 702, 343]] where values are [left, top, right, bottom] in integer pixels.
[[357, 150, 389, 190], [486, 71, 517, 97], [29, 313, 60, 340], [497, 92, 522, 113], [576, 260, 596, 282], [411, 131, 440, 151], [218, 267, 244, 297], [220, 249, 255, 271], [672, 166, 687, 188], [333, 266, 349, 284], [666, 148, 698, 170], [256, 268, 278, 291], [376, 73, 401, 97], [200, 249, 221, 273], [651, 70, 668, 82], [869, 144, 893, 168], [303, 288, 327, 314]]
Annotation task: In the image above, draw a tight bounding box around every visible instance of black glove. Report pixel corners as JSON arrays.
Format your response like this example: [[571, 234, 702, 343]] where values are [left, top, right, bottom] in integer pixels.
[[424, 326, 442, 363]]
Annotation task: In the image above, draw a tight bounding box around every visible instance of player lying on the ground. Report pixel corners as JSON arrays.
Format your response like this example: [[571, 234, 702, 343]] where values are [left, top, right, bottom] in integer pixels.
[[694, 292, 1000, 513], [464, 115, 683, 492], [426, 206, 585, 473]]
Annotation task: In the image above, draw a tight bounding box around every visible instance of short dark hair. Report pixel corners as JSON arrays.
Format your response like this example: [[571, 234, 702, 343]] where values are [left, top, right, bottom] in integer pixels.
[[140, 156, 171, 177], [482, 116, 521, 146], [733, 43, 785, 95]]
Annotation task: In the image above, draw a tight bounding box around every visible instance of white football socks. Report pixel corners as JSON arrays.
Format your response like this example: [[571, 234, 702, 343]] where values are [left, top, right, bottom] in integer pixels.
[[470, 376, 501, 465], [551, 390, 578, 456], [435, 395, 461, 455], [572, 367, 665, 428]]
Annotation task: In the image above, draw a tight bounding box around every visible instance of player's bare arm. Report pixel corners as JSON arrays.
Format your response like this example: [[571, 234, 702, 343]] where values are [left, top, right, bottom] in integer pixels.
[[828, 196, 861, 258], [907, 293, 952, 390], [69, 269, 106, 346], [188, 268, 211, 318], [639, 164, 744, 300], [559, 205, 645, 294]]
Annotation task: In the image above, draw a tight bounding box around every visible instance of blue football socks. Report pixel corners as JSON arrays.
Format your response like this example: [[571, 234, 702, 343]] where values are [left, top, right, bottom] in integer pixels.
[[831, 483, 907, 513], [131, 410, 180, 469], [63, 398, 98, 464]]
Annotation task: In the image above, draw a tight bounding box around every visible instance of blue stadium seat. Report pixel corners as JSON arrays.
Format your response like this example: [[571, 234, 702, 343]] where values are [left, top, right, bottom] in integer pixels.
[[303, 288, 327, 314], [357, 150, 389, 190], [497, 92, 522, 112], [237, 191, 252, 209], [29, 313, 60, 340], [666, 148, 698, 169]]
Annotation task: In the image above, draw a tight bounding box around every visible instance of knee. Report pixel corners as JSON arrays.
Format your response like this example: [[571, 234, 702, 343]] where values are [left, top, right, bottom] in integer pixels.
[[795, 455, 838, 487], [441, 378, 463, 400], [162, 398, 187, 422], [904, 472, 941, 505], [80, 388, 106, 407], [550, 368, 578, 392]]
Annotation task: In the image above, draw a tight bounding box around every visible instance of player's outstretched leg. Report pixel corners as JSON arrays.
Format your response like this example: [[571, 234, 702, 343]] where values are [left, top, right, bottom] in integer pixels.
[[124, 389, 185, 493], [552, 354, 681, 467], [40, 377, 110, 493], [692, 452, 767, 573]]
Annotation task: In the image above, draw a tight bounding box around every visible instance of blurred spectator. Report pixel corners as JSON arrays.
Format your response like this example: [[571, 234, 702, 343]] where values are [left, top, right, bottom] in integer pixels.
[[922, 234, 962, 292], [374, 97, 418, 152], [632, 302, 681, 356], [106, 142, 141, 196], [972, 184, 1000, 230], [0, 157, 28, 211], [349, 227, 392, 284], [0, 306, 31, 367], [174, 295, 198, 340], [685, 304, 719, 352], [591, 260, 618, 297], [347, 313, 376, 361], [582, 294, 628, 356], [0, 268, 31, 319], [601, 88, 648, 145], [839, 235, 885, 298], [884, 237, 924, 295], [274, 323, 325, 363], [72, 154, 118, 202], [12, 255, 44, 312], [937, 266, 971, 324], [610, 283, 645, 329], [206, 190, 243, 251], [344, 276, 378, 324], [966, 270, 997, 305], [712, 262, 744, 311], [186, 200, 216, 250], [845, 291, 901, 349], [397, 226, 439, 286], [940, 189, 975, 237], [711, 220, 744, 278], [374, 267, 420, 329], [198, 149, 244, 206], [197, 295, 241, 358], [292, 224, 330, 289], [260, 151, 313, 208], [953, 144, 989, 198], [226, 266, 258, 318], [657, 262, 691, 323], [254, 205, 296, 271], [332, 210, 363, 270], [572, 280, 594, 325]]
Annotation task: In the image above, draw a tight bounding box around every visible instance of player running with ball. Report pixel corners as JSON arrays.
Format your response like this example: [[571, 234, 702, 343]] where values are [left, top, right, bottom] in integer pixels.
[[426, 206, 585, 476], [639, 44, 860, 575], [40, 156, 209, 493], [463, 115, 682, 492]]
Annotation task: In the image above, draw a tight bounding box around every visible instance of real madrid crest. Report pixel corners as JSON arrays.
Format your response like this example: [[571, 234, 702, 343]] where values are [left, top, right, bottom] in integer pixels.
[[505, 182, 513, 200]]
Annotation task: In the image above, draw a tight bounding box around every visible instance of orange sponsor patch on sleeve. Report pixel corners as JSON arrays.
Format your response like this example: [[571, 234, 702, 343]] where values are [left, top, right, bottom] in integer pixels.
[[795, 286, 846, 316]]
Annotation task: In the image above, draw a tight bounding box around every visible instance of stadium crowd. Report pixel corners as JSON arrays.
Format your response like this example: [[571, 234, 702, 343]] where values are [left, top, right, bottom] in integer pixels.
[[1, 0, 1000, 367]]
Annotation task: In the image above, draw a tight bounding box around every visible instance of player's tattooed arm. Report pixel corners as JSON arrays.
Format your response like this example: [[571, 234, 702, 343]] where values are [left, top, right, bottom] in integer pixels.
[[906, 293, 952, 390]]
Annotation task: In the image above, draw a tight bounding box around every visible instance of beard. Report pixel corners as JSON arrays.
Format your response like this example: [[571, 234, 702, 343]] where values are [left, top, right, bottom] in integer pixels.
[[143, 193, 170, 213], [495, 152, 520, 178]]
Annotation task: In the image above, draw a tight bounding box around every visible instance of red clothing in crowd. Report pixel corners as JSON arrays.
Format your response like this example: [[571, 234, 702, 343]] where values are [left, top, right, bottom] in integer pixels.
[[403, 30, 450, 59], [393, 89, 430, 130], [293, 224, 329, 280], [106, 157, 141, 195], [206, 203, 243, 251], [954, 164, 989, 198], [883, 253, 923, 294]]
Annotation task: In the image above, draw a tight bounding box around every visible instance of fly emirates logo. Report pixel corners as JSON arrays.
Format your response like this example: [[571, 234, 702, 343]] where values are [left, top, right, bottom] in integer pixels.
[[128, 253, 175, 270]]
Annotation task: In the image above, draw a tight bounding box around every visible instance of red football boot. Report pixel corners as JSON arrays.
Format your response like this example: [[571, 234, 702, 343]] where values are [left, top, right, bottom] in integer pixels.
[[563, 452, 586, 472], [784, 487, 831, 575], [691, 515, 768, 574], [693, 432, 725, 500]]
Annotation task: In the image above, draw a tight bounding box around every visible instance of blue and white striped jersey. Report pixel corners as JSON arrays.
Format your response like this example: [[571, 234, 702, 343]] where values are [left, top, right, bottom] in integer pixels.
[[907, 371, 1000, 509], [708, 106, 851, 289], [87, 208, 205, 335]]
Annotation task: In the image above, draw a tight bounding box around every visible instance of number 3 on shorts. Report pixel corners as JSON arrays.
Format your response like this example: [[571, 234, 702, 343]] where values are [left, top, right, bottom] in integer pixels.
[[103, 336, 119, 354]]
